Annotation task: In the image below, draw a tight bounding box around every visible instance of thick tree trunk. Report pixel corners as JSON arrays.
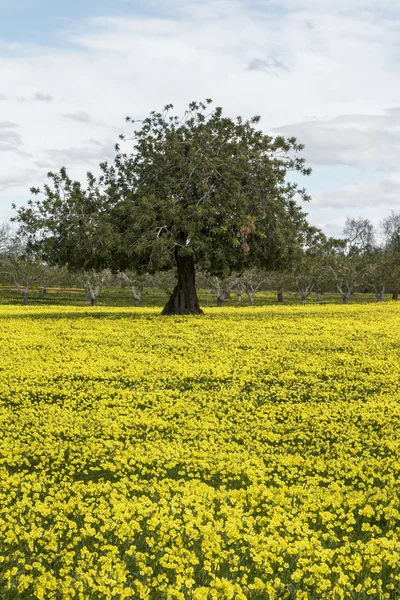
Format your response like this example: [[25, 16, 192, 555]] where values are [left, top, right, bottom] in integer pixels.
[[22, 291, 28, 305], [316, 293, 322, 303], [342, 295, 349, 304], [392, 290, 399, 300], [42, 287, 47, 298], [237, 292, 242, 302], [301, 296, 306, 305], [90, 296, 97, 306], [135, 298, 140, 307], [162, 255, 202, 315], [376, 290, 384, 302], [277, 290, 284, 303]]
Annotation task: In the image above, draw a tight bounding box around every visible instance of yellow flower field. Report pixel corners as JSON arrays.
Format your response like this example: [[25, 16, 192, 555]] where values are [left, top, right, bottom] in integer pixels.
[[1, 304, 400, 599]]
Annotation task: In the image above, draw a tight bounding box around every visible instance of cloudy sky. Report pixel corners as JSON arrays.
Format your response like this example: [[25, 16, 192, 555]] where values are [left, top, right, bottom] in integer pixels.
[[1, 0, 400, 236]]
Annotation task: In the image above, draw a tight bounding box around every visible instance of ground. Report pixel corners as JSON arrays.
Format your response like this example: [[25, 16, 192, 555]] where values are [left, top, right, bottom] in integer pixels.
[[0, 302, 399, 599]]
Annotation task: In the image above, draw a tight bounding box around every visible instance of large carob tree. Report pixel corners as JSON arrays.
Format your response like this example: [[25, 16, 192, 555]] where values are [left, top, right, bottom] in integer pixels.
[[13, 100, 314, 314]]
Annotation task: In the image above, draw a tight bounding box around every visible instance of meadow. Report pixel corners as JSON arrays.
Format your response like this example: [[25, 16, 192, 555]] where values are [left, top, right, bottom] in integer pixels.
[[0, 300, 400, 599]]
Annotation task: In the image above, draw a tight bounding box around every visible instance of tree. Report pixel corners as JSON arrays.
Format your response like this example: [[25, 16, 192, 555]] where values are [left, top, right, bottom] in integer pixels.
[[200, 274, 237, 307], [240, 268, 265, 306], [119, 271, 145, 306], [13, 100, 314, 315], [266, 270, 289, 303], [324, 251, 361, 304], [235, 280, 245, 303], [77, 269, 111, 306], [360, 250, 388, 302], [3, 241, 47, 305], [0, 222, 14, 256], [381, 211, 400, 299], [343, 217, 375, 256], [40, 265, 61, 298], [291, 257, 320, 305]]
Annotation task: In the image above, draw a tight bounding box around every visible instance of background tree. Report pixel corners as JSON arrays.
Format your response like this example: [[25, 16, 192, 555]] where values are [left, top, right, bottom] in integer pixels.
[[4, 243, 47, 305], [360, 249, 388, 302], [343, 216, 375, 255], [381, 211, 400, 299], [266, 270, 289, 303], [77, 269, 112, 306], [119, 270, 145, 306], [13, 100, 314, 315], [322, 226, 364, 304], [200, 274, 237, 307], [40, 265, 62, 298], [291, 257, 320, 305], [240, 268, 265, 306]]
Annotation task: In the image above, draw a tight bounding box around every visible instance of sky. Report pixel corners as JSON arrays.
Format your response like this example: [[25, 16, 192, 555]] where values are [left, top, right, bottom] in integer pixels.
[[1, 0, 400, 237]]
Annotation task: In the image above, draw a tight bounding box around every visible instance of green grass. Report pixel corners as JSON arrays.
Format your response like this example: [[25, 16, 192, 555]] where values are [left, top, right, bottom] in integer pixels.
[[1, 286, 395, 308]]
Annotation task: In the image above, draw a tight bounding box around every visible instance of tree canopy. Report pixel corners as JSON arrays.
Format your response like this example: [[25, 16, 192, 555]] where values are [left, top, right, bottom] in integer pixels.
[[13, 100, 315, 314]]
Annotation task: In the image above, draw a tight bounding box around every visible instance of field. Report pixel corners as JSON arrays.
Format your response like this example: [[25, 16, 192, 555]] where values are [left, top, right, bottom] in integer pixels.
[[1, 302, 400, 599], [0, 286, 392, 308]]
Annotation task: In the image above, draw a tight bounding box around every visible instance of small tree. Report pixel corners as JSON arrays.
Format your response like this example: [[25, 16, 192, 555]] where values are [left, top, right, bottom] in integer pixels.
[[381, 211, 400, 299], [361, 250, 388, 302], [201, 274, 237, 307], [4, 245, 47, 305], [40, 265, 61, 298], [119, 271, 145, 306], [78, 269, 111, 306], [266, 270, 289, 303], [343, 217, 375, 255], [324, 253, 361, 304], [235, 279, 245, 303], [240, 268, 265, 306], [291, 257, 321, 305]]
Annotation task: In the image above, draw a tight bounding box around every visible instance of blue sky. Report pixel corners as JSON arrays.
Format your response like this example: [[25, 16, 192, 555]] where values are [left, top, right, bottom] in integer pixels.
[[1, 0, 400, 234], [0, 0, 169, 45]]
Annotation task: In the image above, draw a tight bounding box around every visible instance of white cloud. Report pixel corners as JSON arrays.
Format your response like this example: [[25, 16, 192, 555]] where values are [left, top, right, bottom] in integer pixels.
[[313, 174, 400, 209], [39, 139, 115, 168], [63, 111, 95, 124], [0, 168, 39, 192], [33, 92, 53, 103], [1, 0, 400, 229], [274, 109, 400, 171]]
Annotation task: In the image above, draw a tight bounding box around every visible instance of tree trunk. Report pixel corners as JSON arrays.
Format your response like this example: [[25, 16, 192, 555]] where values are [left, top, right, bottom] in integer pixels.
[[376, 289, 384, 302], [22, 291, 28, 305], [132, 286, 142, 307], [316, 293, 322, 303], [342, 295, 349, 304], [90, 296, 97, 306], [237, 292, 242, 302], [42, 287, 47, 298], [277, 290, 284, 303], [301, 296, 306, 305], [217, 295, 224, 307], [392, 290, 399, 300], [162, 254, 202, 315]]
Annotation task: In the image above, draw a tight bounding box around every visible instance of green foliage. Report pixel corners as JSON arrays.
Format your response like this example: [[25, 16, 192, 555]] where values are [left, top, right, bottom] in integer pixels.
[[12, 168, 115, 271], [13, 100, 314, 280]]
